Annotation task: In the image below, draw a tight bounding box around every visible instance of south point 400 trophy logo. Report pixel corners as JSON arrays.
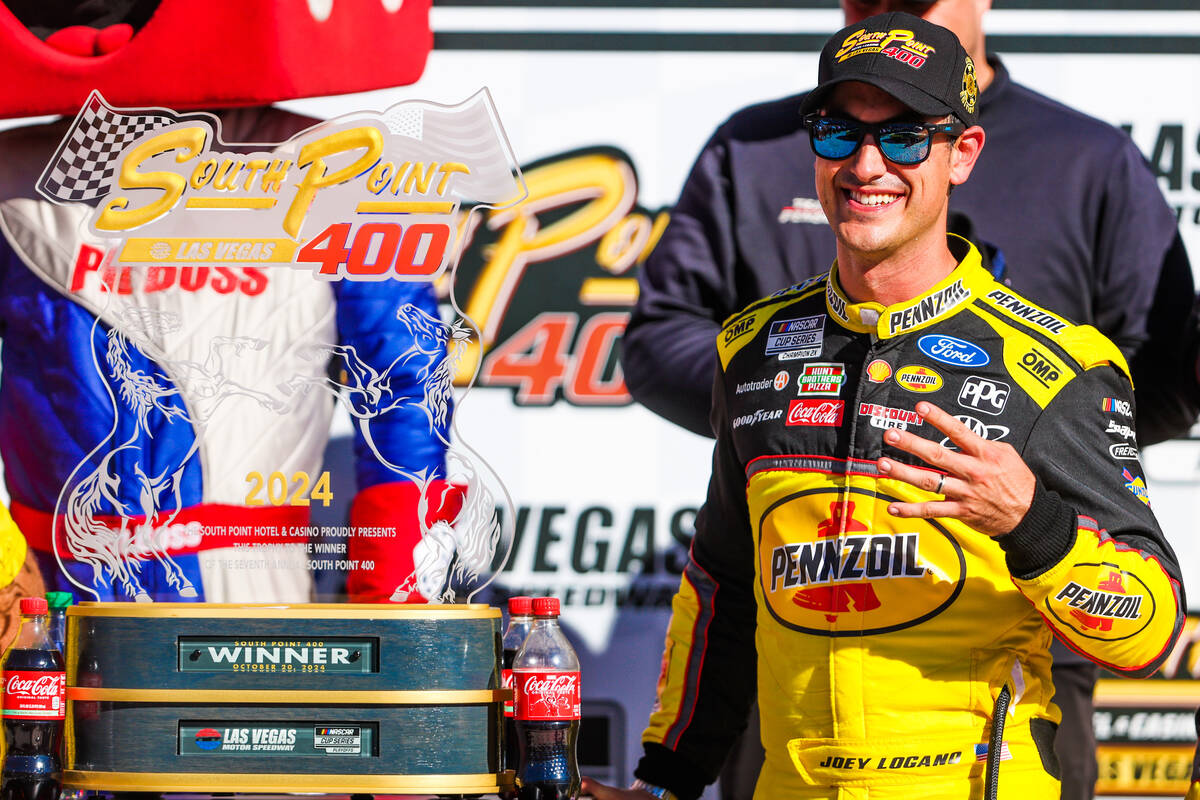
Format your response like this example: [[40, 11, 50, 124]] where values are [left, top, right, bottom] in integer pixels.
[[33, 90, 523, 605]]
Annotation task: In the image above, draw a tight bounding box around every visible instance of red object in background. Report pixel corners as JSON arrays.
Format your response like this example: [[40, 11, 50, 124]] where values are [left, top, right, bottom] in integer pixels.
[[0, 0, 432, 119]]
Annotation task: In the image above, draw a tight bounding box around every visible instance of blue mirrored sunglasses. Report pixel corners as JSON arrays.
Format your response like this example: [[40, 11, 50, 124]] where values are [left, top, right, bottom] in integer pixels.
[[803, 114, 965, 165]]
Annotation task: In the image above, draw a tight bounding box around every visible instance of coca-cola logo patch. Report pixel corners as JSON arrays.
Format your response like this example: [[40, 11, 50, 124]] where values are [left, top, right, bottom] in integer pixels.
[[514, 670, 581, 721], [787, 399, 845, 427], [2, 670, 66, 720]]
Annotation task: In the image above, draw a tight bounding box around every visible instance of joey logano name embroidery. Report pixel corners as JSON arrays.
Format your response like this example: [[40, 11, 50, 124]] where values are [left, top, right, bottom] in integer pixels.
[[1054, 582, 1143, 621], [768, 533, 926, 592]]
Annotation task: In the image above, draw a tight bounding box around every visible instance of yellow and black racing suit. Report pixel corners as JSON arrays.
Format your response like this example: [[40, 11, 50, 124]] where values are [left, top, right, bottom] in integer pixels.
[[635, 237, 1185, 799]]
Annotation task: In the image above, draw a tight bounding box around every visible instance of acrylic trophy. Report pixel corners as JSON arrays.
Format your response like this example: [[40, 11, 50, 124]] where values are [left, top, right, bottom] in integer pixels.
[[19, 90, 525, 793]]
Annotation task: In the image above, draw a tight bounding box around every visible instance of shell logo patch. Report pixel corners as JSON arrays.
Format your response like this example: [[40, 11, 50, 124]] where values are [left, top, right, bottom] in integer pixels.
[[866, 359, 893, 383], [895, 365, 944, 394]]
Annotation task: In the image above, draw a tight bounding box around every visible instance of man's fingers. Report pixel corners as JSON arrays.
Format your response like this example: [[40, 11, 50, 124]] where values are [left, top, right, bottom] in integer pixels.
[[887, 500, 959, 519], [882, 426, 962, 471], [877, 458, 948, 495], [913, 401, 984, 455]]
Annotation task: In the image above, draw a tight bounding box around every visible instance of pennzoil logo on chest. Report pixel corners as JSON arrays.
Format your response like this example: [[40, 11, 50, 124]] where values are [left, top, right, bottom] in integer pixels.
[[758, 488, 965, 636]]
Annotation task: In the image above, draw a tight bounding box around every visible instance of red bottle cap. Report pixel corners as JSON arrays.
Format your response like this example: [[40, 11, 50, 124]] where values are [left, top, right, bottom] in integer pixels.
[[532, 597, 560, 617], [19, 597, 47, 615], [508, 596, 533, 615]]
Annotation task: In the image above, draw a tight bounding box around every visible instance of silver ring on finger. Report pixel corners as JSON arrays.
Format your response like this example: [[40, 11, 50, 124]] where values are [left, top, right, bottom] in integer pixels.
[[935, 474, 946, 495]]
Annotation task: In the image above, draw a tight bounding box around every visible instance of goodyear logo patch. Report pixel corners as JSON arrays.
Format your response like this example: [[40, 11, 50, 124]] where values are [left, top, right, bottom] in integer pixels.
[[895, 365, 943, 394], [835, 28, 935, 67], [758, 494, 965, 636], [1046, 567, 1153, 639], [766, 315, 824, 359]]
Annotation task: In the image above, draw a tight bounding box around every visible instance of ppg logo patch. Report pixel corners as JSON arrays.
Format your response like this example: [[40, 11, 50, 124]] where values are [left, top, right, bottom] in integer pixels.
[[958, 376, 1009, 416]]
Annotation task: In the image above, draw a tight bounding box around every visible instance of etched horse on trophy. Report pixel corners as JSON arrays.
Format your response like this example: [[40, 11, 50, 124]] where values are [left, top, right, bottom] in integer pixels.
[[57, 307, 285, 601], [281, 302, 501, 602]]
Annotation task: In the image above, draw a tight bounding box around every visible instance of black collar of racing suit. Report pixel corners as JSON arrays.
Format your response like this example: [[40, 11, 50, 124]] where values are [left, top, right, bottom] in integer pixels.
[[824, 234, 990, 338]]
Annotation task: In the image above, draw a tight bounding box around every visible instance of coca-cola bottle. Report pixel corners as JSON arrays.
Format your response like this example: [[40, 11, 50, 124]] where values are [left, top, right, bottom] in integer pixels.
[[500, 596, 534, 798], [1, 598, 66, 800], [512, 597, 580, 800]]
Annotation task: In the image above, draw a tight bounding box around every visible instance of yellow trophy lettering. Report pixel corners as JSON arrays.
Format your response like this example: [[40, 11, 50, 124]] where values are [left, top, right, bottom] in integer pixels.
[[283, 127, 384, 238], [95, 126, 207, 231]]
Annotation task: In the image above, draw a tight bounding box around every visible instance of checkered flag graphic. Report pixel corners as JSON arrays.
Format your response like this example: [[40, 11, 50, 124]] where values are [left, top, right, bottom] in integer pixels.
[[37, 92, 180, 203]]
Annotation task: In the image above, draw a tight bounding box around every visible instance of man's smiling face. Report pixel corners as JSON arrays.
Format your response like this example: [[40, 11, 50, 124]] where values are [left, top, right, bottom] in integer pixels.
[[814, 81, 957, 262]]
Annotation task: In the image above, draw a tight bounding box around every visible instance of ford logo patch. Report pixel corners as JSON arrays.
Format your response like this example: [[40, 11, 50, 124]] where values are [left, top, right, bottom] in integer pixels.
[[917, 335, 989, 367]]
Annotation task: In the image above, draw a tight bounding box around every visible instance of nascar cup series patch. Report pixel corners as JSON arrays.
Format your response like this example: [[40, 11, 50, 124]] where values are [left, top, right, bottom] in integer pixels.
[[1045, 567, 1153, 639]]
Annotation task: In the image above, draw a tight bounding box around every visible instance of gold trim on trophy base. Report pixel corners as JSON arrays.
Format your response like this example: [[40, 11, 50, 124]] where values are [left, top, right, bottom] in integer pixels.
[[67, 688, 512, 704], [64, 770, 511, 793], [69, 602, 499, 619]]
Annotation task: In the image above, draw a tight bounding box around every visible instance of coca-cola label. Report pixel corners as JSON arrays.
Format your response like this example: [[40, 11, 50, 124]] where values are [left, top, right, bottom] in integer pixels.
[[2, 670, 66, 720], [502, 668, 515, 717], [787, 399, 844, 426], [514, 670, 581, 721]]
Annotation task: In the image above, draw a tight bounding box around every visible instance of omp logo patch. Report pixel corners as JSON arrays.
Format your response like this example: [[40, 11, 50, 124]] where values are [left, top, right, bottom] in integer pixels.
[[757, 492, 964, 636], [724, 316, 755, 344], [1046, 566, 1154, 640], [1018, 346, 1062, 387]]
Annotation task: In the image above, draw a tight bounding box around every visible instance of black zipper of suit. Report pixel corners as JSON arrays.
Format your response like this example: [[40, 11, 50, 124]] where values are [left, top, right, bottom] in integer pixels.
[[986, 684, 1011, 800]]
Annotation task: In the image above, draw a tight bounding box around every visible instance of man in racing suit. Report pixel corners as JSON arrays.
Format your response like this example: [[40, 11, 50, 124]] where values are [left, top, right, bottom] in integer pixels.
[[587, 13, 1184, 799]]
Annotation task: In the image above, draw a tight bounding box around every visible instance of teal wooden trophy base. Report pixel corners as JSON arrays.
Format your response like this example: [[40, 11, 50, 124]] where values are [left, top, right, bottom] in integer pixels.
[[65, 603, 512, 796]]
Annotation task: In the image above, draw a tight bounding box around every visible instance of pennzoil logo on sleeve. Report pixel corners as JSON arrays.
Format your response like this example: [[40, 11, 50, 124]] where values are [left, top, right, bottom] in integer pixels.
[[1048, 568, 1152, 639], [986, 289, 1068, 335], [887, 280, 969, 334]]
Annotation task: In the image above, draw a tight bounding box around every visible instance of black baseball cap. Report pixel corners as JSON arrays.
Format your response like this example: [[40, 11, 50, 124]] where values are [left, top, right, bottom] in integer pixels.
[[800, 12, 979, 128]]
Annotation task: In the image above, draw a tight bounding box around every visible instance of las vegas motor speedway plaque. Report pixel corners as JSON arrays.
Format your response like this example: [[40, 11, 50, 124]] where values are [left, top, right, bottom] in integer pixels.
[[64, 602, 511, 794]]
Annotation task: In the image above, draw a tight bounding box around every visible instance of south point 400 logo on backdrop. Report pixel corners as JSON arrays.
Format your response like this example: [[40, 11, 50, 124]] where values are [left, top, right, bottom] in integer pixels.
[[31, 90, 524, 605]]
